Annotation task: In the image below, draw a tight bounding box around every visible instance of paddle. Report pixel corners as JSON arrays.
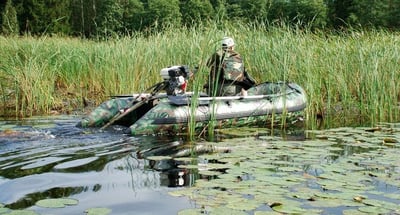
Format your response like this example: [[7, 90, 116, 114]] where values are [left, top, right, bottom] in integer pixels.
[[100, 81, 167, 130]]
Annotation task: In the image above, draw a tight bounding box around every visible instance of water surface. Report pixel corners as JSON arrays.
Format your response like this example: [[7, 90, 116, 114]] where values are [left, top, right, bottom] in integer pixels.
[[0, 116, 193, 214], [1, 116, 400, 214]]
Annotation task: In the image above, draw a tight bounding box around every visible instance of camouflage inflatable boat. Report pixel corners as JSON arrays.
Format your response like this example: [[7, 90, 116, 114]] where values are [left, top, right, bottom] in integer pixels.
[[77, 81, 307, 135]]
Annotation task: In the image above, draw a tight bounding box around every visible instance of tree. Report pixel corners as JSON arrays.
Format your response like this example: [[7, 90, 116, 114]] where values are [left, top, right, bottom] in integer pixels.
[[143, 0, 182, 30], [13, 0, 47, 34], [264, 0, 328, 28], [387, 0, 400, 28], [210, 0, 227, 22], [119, 0, 145, 32], [267, 0, 291, 23], [1, 0, 19, 35], [12, 0, 71, 35], [225, 0, 243, 18], [348, 0, 389, 28], [41, 0, 71, 35], [94, 0, 123, 37], [180, 0, 214, 26], [70, 0, 96, 37], [70, 0, 124, 38], [288, 0, 327, 28], [237, 0, 269, 21], [326, 0, 354, 28]]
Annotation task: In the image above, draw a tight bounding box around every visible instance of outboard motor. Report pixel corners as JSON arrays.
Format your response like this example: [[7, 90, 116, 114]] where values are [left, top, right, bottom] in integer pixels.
[[160, 65, 190, 96]]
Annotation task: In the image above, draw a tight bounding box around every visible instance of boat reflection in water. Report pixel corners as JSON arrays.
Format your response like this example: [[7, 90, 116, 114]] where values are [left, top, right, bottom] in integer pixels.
[[0, 118, 204, 214], [0, 115, 304, 214]]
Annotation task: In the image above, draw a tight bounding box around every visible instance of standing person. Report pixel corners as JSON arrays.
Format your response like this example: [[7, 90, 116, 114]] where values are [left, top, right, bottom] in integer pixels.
[[205, 36, 254, 96]]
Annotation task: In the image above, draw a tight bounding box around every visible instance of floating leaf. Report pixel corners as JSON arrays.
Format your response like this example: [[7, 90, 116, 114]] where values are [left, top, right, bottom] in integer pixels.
[[307, 199, 343, 208], [0, 207, 9, 213], [35, 198, 78, 208], [271, 203, 307, 214], [177, 208, 204, 215], [85, 207, 111, 215], [199, 170, 222, 176], [254, 211, 282, 215], [383, 137, 398, 143], [358, 206, 390, 214], [145, 156, 172, 161], [207, 206, 248, 215], [342, 209, 367, 215], [174, 157, 197, 162], [384, 193, 400, 200], [168, 189, 195, 197], [178, 164, 199, 169]]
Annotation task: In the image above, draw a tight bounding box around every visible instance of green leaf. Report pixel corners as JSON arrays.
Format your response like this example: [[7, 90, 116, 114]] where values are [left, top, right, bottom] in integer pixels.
[[84, 207, 112, 215], [35, 198, 78, 208]]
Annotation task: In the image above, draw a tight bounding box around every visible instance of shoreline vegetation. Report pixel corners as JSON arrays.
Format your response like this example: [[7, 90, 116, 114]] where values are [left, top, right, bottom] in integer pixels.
[[0, 23, 399, 129]]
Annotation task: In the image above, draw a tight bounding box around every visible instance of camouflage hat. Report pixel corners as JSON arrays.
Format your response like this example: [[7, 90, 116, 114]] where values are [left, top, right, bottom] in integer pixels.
[[222, 37, 235, 48]]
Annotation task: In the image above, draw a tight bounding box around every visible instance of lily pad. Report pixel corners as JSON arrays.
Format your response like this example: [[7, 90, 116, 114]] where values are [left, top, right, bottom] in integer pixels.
[[225, 199, 261, 211], [174, 157, 197, 162], [168, 124, 400, 214], [199, 170, 222, 176], [0, 207, 9, 213], [178, 164, 199, 169], [254, 211, 284, 215], [358, 206, 390, 214], [271, 203, 307, 214], [146, 156, 172, 161], [85, 207, 111, 215], [208, 206, 249, 215], [35, 198, 78, 208], [177, 208, 204, 215], [168, 189, 196, 197]]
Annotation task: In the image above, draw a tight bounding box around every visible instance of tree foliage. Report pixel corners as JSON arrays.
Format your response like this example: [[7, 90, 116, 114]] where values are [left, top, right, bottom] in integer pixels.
[[143, 0, 181, 31], [180, 0, 214, 26], [119, 0, 145, 32], [1, 0, 19, 35], [0, 0, 399, 37]]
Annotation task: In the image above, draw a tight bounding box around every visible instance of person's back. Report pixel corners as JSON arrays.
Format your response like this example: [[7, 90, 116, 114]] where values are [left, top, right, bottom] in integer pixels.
[[206, 37, 250, 96]]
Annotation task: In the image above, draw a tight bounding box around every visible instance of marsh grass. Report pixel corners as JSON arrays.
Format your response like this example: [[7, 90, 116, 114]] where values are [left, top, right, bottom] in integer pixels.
[[0, 23, 399, 129]]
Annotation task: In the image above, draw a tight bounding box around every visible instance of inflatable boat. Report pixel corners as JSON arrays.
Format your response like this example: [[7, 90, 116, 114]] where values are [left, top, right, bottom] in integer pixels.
[[77, 65, 307, 135], [77, 81, 307, 135]]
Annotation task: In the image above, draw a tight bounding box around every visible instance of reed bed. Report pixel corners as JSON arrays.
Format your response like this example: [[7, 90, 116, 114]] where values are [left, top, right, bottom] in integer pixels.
[[0, 23, 399, 129]]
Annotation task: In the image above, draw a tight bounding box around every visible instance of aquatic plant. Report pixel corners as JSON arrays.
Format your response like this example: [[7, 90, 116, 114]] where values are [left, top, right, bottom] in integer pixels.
[[170, 123, 400, 214], [0, 23, 399, 129]]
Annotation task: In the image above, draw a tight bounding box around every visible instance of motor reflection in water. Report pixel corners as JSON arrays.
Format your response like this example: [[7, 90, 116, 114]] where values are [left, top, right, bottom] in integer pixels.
[[136, 137, 216, 188], [0, 117, 209, 214]]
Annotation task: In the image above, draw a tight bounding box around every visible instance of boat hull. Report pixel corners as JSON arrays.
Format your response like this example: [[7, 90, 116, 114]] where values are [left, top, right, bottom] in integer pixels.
[[78, 82, 307, 135]]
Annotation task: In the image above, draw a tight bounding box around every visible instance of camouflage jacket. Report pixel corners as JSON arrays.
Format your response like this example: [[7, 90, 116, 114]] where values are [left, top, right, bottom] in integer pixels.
[[206, 49, 245, 85]]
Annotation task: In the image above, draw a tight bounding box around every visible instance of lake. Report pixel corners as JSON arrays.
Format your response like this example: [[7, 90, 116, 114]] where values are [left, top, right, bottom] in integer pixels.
[[0, 116, 195, 215], [0, 116, 399, 214]]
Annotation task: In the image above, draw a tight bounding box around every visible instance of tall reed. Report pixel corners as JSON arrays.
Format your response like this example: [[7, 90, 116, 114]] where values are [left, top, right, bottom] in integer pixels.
[[0, 23, 399, 129]]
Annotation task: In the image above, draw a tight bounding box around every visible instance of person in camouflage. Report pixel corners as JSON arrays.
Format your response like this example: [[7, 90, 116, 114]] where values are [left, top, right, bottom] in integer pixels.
[[206, 36, 251, 96]]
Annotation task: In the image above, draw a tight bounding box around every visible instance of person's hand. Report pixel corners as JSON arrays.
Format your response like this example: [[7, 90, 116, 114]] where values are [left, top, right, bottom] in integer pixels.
[[241, 89, 248, 96]]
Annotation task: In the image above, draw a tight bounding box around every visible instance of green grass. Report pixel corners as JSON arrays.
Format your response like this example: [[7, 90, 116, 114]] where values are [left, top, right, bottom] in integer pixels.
[[0, 23, 399, 129]]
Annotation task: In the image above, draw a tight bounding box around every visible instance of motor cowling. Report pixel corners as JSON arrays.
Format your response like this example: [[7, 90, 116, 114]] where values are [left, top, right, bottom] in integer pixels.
[[160, 65, 190, 95]]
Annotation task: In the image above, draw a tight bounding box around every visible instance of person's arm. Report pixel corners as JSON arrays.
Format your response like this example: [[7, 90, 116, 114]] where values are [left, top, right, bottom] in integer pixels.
[[207, 52, 221, 84]]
